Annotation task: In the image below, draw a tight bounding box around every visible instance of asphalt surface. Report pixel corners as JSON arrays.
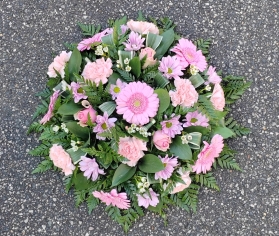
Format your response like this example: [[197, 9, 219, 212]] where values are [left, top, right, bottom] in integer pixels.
[[1, 0, 279, 235]]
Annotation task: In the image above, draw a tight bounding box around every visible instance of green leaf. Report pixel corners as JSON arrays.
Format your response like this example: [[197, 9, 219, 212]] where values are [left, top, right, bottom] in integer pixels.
[[66, 148, 86, 164], [212, 127, 235, 139], [155, 28, 175, 59], [108, 72, 121, 84], [99, 101, 116, 116], [66, 121, 90, 140], [32, 160, 53, 174], [101, 34, 114, 46], [170, 136, 192, 160], [73, 172, 93, 190], [189, 73, 205, 88], [183, 126, 209, 136], [118, 50, 134, 68], [148, 198, 163, 213], [195, 173, 220, 191], [111, 164, 136, 187], [87, 195, 99, 214], [154, 72, 169, 88], [129, 57, 141, 78], [47, 78, 60, 89], [68, 48, 82, 82], [147, 173, 160, 184], [154, 88, 170, 113], [138, 154, 164, 173], [146, 33, 163, 50], [57, 100, 83, 115], [77, 22, 101, 36]]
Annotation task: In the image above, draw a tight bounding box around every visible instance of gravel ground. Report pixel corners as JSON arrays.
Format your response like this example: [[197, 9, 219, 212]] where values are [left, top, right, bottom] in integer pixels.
[[1, 0, 278, 235]]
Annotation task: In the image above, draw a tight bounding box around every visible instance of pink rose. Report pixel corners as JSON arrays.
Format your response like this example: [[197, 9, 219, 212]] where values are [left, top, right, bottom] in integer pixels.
[[139, 47, 157, 69], [74, 106, 97, 127], [47, 51, 72, 78], [171, 168, 191, 194], [49, 144, 75, 176], [153, 130, 171, 152], [118, 137, 147, 167], [82, 57, 113, 86], [210, 83, 225, 111], [127, 20, 159, 35]]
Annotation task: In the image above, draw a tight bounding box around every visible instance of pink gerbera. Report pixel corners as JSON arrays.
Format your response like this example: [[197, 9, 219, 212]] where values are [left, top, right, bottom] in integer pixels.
[[40, 90, 60, 125], [161, 114, 183, 138], [205, 66, 222, 85], [192, 134, 224, 174], [158, 56, 184, 80], [171, 38, 207, 72], [116, 81, 159, 125], [137, 188, 159, 208], [183, 111, 209, 127], [123, 31, 145, 51], [93, 112, 117, 140], [79, 156, 105, 181], [70, 82, 88, 103], [155, 155, 178, 180]]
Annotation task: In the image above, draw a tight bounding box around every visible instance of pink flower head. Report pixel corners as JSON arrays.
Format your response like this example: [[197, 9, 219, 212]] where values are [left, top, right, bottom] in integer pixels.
[[153, 130, 172, 152], [137, 188, 159, 208], [116, 81, 159, 125], [79, 156, 105, 181], [70, 82, 88, 103], [93, 112, 117, 140], [110, 79, 127, 100], [121, 25, 129, 34], [155, 155, 178, 180], [74, 103, 97, 127], [49, 144, 75, 176], [161, 114, 183, 138], [169, 78, 198, 108], [158, 56, 184, 80], [183, 111, 209, 127], [205, 66, 222, 85], [118, 136, 147, 167], [210, 83, 225, 111], [192, 134, 224, 174], [171, 38, 207, 71], [93, 189, 130, 209], [171, 168, 192, 194], [123, 31, 145, 51], [47, 51, 72, 78], [82, 57, 113, 86], [40, 90, 60, 125], [139, 47, 157, 69], [127, 20, 159, 35]]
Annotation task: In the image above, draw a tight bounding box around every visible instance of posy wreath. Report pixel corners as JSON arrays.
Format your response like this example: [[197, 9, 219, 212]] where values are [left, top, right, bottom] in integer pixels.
[[28, 12, 251, 231]]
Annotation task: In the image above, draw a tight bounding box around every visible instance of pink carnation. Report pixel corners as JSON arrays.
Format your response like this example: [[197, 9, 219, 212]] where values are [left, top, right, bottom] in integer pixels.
[[192, 134, 224, 174], [49, 144, 75, 176], [205, 66, 222, 85], [79, 156, 105, 181], [118, 137, 147, 167], [171, 168, 192, 194], [169, 78, 198, 107], [137, 188, 159, 208], [82, 57, 113, 86], [155, 155, 178, 180], [47, 51, 72, 78], [127, 20, 159, 34], [93, 189, 130, 209], [210, 83, 225, 111], [40, 90, 60, 125], [153, 130, 172, 152]]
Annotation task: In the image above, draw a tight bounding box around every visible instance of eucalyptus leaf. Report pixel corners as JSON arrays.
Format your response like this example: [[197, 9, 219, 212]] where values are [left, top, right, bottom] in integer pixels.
[[154, 88, 170, 113], [57, 101, 83, 115], [189, 73, 205, 88], [101, 34, 114, 46], [138, 154, 164, 173], [154, 72, 169, 88], [170, 136, 192, 160], [66, 121, 90, 141], [68, 48, 82, 82], [99, 101, 116, 116], [66, 148, 86, 164], [111, 164, 136, 187], [129, 57, 141, 78], [184, 126, 209, 135], [73, 172, 93, 190], [146, 33, 163, 50], [212, 127, 235, 139], [155, 28, 175, 59]]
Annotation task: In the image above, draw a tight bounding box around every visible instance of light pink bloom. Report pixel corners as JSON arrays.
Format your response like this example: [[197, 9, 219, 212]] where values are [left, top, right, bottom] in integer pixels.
[[74, 105, 97, 127], [93, 112, 117, 140], [47, 51, 72, 78], [118, 136, 147, 167], [183, 111, 209, 127], [139, 47, 157, 69], [93, 189, 130, 209], [192, 134, 224, 174], [121, 25, 129, 34], [70, 82, 87, 103], [40, 90, 60, 125], [123, 31, 145, 51], [110, 79, 127, 100], [158, 56, 184, 80], [161, 115, 183, 138], [137, 188, 159, 208], [153, 130, 172, 152], [82, 57, 113, 86], [171, 168, 192, 194], [155, 155, 178, 180], [127, 20, 159, 35], [49, 144, 75, 176], [79, 156, 105, 181], [116, 81, 159, 125], [171, 38, 207, 71], [205, 66, 222, 85], [210, 83, 225, 111], [169, 78, 198, 108]]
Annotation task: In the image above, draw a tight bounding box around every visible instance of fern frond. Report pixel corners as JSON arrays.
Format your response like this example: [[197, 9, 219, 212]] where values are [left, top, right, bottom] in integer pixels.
[[86, 195, 99, 214], [74, 189, 87, 207], [77, 23, 101, 36], [32, 159, 53, 174], [32, 101, 48, 120], [115, 68, 135, 82], [35, 88, 52, 99], [225, 117, 250, 137], [28, 142, 51, 156], [195, 39, 211, 58], [194, 173, 220, 191], [63, 175, 73, 193], [27, 122, 44, 134]]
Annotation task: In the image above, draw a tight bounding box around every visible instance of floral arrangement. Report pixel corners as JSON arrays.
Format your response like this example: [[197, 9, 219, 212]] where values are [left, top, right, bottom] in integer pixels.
[[28, 13, 251, 231]]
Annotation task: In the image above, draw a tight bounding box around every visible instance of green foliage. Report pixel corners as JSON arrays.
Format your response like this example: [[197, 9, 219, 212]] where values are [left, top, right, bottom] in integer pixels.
[[115, 68, 135, 82], [74, 189, 87, 207], [35, 88, 52, 99], [214, 146, 242, 171], [225, 117, 250, 137], [64, 42, 78, 50], [63, 175, 73, 193], [194, 173, 220, 191], [112, 164, 136, 187], [32, 159, 53, 174], [86, 195, 99, 214], [29, 142, 51, 157], [195, 39, 211, 58], [77, 22, 101, 36], [39, 126, 67, 141], [157, 17, 176, 30], [32, 100, 48, 120], [27, 122, 44, 134]]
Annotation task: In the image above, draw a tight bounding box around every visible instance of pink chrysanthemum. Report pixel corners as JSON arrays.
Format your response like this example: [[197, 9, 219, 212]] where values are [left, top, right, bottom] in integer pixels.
[[47, 51, 72, 78], [79, 156, 105, 181], [116, 81, 159, 125], [137, 188, 159, 208], [93, 189, 130, 209], [40, 90, 60, 125], [158, 56, 184, 80], [70, 82, 87, 103], [192, 134, 224, 174], [110, 79, 127, 100], [123, 31, 145, 51], [93, 112, 117, 140], [171, 38, 207, 71], [183, 111, 209, 127], [205, 66, 222, 85], [161, 115, 183, 138], [155, 155, 178, 180]]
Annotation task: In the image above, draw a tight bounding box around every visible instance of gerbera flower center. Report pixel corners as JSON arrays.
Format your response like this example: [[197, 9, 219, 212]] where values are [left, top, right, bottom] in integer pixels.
[[167, 68, 173, 74], [190, 118, 198, 123], [163, 163, 167, 168], [166, 122, 173, 128], [113, 86, 120, 93], [77, 88, 83, 93], [127, 93, 148, 114], [101, 123, 108, 130]]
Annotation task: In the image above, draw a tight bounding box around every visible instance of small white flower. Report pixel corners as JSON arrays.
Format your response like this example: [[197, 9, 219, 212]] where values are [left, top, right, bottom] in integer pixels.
[[205, 84, 211, 91], [124, 58, 130, 65], [72, 146, 78, 152], [64, 128, 69, 133], [190, 65, 199, 75], [141, 177, 147, 183], [116, 64, 120, 68], [187, 134, 193, 141], [131, 124, 137, 129], [103, 46, 108, 52], [139, 188, 146, 193], [61, 123, 66, 129], [125, 66, 131, 72], [143, 182, 150, 188], [53, 125, 60, 132], [127, 127, 134, 133], [137, 182, 143, 188]]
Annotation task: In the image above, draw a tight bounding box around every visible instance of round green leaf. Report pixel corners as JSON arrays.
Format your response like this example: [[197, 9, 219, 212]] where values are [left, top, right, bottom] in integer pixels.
[[111, 164, 136, 187], [57, 100, 83, 115], [68, 48, 82, 82], [129, 57, 141, 78], [170, 136, 192, 160], [212, 127, 235, 139], [66, 121, 90, 141], [138, 154, 164, 173], [73, 173, 93, 190], [154, 88, 170, 114]]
